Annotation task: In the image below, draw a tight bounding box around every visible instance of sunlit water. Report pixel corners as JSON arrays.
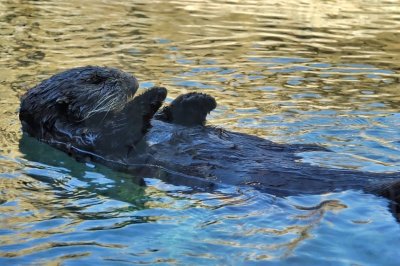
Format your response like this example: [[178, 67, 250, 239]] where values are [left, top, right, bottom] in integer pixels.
[[1, 0, 400, 265]]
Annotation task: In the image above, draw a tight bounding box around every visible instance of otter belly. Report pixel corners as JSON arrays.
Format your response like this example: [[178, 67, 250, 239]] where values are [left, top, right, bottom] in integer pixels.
[[137, 120, 399, 198]]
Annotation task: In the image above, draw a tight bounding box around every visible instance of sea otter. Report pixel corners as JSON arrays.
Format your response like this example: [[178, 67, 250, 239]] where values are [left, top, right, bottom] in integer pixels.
[[19, 66, 400, 217]]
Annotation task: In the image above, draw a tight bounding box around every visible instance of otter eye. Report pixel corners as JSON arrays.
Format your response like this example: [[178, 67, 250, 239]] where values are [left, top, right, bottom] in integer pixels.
[[89, 73, 108, 84]]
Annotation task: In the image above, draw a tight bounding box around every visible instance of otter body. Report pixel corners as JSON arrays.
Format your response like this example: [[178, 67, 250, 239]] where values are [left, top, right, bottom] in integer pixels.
[[19, 66, 400, 216]]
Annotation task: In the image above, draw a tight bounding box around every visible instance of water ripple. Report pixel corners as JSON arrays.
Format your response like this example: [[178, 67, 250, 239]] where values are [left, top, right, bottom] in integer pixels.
[[1, 0, 400, 264]]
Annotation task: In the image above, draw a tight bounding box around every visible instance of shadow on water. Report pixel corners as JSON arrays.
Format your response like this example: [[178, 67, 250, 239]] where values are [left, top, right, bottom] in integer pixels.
[[18, 127, 400, 222], [18, 135, 147, 209]]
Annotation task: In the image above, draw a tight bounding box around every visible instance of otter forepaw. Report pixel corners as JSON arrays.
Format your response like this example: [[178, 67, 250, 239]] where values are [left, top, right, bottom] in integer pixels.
[[126, 86, 167, 115], [155, 92, 217, 126]]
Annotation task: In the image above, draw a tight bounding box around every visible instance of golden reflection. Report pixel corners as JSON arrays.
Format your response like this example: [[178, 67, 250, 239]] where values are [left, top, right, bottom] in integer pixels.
[[0, 0, 399, 262], [0, 174, 79, 247], [0, 240, 124, 258]]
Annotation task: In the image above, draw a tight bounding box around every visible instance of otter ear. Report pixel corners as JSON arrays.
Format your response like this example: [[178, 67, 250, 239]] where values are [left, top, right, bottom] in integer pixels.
[[155, 92, 217, 126]]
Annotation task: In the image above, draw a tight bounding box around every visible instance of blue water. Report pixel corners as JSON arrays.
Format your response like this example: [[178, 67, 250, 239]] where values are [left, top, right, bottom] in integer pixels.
[[0, 0, 400, 265]]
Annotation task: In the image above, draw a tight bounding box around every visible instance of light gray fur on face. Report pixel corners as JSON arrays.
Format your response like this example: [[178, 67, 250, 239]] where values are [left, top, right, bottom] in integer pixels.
[[21, 66, 139, 124], [19, 66, 140, 141], [64, 66, 139, 121]]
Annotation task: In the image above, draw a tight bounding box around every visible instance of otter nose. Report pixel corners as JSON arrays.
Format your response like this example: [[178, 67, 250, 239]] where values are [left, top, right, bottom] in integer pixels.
[[123, 74, 139, 98]]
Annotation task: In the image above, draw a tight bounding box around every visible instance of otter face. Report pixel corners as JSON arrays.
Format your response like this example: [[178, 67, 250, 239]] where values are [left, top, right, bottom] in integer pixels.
[[20, 66, 169, 157], [19, 66, 139, 139]]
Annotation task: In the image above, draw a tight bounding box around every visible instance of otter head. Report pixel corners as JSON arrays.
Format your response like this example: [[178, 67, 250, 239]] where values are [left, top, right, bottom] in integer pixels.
[[19, 66, 167, 155], [19, 66, 139, 137]]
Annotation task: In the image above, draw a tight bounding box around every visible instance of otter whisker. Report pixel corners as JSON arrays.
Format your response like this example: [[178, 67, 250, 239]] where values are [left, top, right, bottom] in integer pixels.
[[83, 91, 123, 120]]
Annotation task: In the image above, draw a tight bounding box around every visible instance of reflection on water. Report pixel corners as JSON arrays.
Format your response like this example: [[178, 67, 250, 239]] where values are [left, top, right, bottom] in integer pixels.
[[0, 0, 400, 264]]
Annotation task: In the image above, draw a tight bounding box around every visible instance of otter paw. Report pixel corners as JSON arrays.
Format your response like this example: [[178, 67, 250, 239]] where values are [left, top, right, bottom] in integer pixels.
[[155, 92, 217, 126]]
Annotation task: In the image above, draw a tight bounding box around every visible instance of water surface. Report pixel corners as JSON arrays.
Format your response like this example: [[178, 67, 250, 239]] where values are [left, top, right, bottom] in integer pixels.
[[0, 0, 400, 265]]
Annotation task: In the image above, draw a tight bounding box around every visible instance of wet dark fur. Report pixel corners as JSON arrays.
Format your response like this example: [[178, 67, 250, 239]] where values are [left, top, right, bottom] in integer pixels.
[[19, 66, 400, 219]]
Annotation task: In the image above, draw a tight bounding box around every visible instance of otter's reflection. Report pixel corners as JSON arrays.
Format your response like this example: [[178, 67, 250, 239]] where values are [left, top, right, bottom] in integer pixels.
[[19, 134, 147, 210]]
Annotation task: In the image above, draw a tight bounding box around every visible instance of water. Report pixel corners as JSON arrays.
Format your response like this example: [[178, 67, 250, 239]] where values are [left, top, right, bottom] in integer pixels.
[[1, 0, 400, 264]]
